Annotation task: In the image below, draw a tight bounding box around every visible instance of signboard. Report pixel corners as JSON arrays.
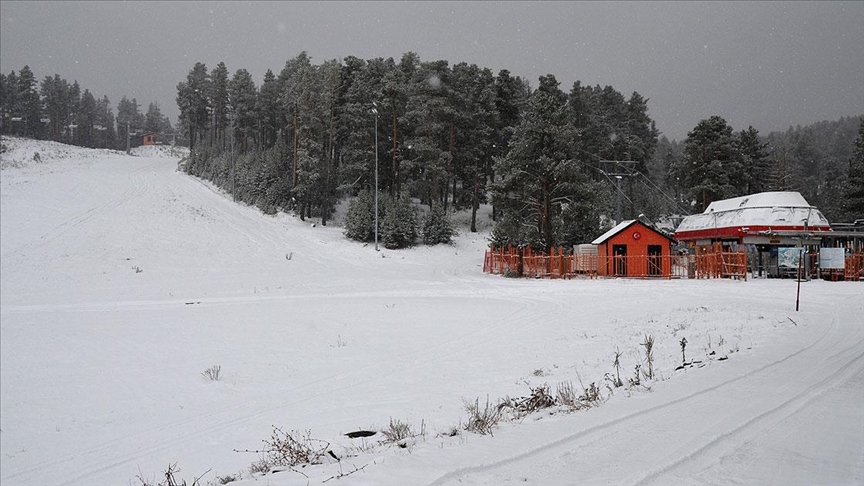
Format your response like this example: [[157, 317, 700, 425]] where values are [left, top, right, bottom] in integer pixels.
[[820, 248, 845, 270], [778, 247, 801, 269]]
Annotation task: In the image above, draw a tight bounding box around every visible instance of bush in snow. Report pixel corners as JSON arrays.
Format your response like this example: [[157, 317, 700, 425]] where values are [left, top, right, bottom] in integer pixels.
[[243, 427, 330, 475], [641, 334, 656, 380], [380, 195, 418, 249], [343, 189, 376, 242], [381, 417, 426, 449], [498, 384, 557, 419], [421, 202, 456, 245], [462, 395, 503, 436], [134, 462, 206, 486], [201, 365, 221, 381]]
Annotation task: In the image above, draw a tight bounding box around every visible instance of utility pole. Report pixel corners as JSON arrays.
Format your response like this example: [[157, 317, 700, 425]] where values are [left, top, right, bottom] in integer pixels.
[[372, 103, 379, 251], [599, 160, 638, 225], [230, 113, 236, 202], [125, 121, 131, 154]]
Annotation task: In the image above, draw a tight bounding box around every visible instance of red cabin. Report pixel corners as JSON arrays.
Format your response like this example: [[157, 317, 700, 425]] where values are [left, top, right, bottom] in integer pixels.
[[592, 220, 675, 277]]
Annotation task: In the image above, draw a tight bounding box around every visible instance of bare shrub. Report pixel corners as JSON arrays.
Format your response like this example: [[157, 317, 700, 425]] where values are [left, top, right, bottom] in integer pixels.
[[555, 381, 579, 409], [381, 417, 418, 447], [237, 427, 329, 475], [581, 382, 601, 405], [500, 384, 557, 419], [629, 364, 641, 387], [612, 348, 623, 387], [202, 365, 222, 381], [135, 463, 209, 486], [263, 427, 328, 467], [641, 334, 655, 380], [463, 396, 502, 435], [215, 472, 241, 485]]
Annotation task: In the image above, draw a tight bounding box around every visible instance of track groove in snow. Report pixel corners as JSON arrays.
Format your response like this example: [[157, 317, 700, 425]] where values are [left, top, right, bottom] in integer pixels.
[[425, 311, 861, 485]]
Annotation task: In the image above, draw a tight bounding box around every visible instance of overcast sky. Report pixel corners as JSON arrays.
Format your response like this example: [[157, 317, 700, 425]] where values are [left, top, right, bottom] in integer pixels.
[[1, 1, 862, 141]]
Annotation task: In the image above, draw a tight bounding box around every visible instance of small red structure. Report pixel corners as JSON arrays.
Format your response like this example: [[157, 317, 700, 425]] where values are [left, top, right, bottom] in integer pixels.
[[592, 220, 674, 277], [142, 133, 160, 146]]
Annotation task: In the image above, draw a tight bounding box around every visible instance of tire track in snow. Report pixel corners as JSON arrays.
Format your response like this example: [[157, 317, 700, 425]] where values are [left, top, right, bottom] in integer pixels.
[[425, 312, 855, 486], [632, 343, 864, 485]]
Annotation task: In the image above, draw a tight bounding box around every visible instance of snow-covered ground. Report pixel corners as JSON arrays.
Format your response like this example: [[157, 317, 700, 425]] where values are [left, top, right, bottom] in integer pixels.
[[1, 136, 862, 486]]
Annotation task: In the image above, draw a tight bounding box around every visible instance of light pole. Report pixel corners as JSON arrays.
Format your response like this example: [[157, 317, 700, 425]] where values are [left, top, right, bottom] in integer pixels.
[[372, 102, 379, 251]]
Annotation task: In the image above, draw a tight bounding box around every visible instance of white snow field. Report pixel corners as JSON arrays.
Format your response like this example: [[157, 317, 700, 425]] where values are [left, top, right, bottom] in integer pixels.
[[1, 136, 862, 486]]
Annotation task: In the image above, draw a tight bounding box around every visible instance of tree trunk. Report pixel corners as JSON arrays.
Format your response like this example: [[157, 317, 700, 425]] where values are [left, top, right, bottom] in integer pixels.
[[543, 178, 553, 253]]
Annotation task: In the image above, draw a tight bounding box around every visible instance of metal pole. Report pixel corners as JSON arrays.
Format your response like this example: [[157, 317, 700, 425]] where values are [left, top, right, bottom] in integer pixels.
[[374, 107, 379, 251], [126, 121, 131, 154], [231, 116, 236, 202], [615, 176, 622, 225], [796, 248, 802, 311]]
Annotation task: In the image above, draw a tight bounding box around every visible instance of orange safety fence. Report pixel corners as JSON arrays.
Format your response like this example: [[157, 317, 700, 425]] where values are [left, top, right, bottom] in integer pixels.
[[846, 251, 864, 281], [483, 246, 747, 280]]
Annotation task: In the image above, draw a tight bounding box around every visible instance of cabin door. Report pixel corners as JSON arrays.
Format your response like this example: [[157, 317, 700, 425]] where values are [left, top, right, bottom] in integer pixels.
[[648, 245, 662, 276], [613, 245, 627, 276]]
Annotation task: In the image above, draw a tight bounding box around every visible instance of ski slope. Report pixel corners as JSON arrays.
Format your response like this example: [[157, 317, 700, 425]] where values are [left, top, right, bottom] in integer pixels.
[[1, 137, 862, 486]]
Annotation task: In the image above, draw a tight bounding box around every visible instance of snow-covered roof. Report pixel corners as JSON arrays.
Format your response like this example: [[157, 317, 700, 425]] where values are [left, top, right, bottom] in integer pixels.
[[675, 191, 831, 240], [704, 191, 812, 213], [592, 220, 636, 245]]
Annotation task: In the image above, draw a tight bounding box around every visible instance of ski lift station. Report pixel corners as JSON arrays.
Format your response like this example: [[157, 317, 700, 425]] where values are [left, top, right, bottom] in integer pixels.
[[674, 191, 862, 279]]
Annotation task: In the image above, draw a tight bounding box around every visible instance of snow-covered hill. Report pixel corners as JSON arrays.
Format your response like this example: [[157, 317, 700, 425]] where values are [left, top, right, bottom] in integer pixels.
[[1, 137, 862, 486]]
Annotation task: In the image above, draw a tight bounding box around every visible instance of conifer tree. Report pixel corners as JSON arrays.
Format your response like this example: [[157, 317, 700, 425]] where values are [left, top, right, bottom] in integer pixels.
[[176, 62, 211, 151], [492, 75, 593, 250], [738, 126, 770, 195], [682, 115, 743, 211], [228, 68, 258, 152], [78, 89, 97, 147], [844, 119, 864, 218], [17, 66, 42, 138], [210, 62, 230, 149], [144, 102, 164, 134]]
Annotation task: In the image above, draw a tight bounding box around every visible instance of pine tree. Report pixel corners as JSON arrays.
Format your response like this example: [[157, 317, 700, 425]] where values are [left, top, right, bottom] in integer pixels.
[[95, 95, 116, 149], [144, 102, 164, 134], [257, 69, 281, 149], [492, 75, 593, 250], [682, 115, 743, 211], [228, 68, 258, 152], [78, 89, 97, 147], [176, 62, 211, 151], [40, 74, 69, 141], [381, 194, 418, 249], [738, 126, 770, 194], [210, 62, 230, 149], [0, 72, 12, 134], [67, 81, 81, 144], [422, 202, 455, 245], [17, 66, 42, 138], [344, 189, 376, 242], [451, 63, 498, 232], [116, 96, 143, 150], [844, 119, 864, 219]]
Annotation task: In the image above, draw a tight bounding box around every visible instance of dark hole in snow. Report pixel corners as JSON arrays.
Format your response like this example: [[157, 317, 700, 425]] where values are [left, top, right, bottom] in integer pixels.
[[345, 430, 376, 438]]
